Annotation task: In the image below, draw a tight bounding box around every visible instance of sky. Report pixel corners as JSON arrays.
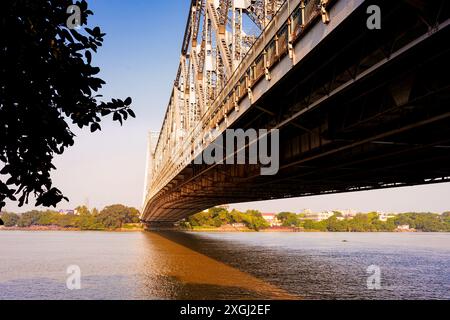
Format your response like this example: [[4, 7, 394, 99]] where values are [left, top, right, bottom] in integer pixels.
[[5, 0, 450, 214]]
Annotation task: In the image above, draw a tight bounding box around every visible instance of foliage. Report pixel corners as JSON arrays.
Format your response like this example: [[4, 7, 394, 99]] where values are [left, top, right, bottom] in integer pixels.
[[17, 210, 43, 227], [95, 204, 140, 229], [393, 212, 450, 232], [277, 212, 300, 227], [0, 0, 134, 211], [186, 208, 269, 231], [75, 206, 101, 230], [301, 212, 449, 232], [185, 208, 450, 232], [241, 210, 270, 231], [2, 207, 449, 233], [0, 204, 141, 230], [0, 212, 20, 227]]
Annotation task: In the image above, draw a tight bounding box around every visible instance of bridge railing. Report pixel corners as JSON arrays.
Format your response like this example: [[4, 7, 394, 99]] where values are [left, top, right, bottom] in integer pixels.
[[205, 0, 323, 130], [146, 0, 329, 204]]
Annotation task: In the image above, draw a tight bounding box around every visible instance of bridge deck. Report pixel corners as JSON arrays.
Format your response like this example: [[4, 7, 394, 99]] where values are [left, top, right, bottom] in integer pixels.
[[143, 0, 450, 224]]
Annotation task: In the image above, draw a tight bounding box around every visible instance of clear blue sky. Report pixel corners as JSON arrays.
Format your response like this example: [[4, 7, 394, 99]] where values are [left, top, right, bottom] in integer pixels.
[[5, 0, 450, 213]]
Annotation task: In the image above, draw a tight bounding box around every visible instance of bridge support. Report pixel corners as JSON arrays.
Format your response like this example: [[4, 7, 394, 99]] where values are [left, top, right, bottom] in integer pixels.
[[143, 221, 178, 231]]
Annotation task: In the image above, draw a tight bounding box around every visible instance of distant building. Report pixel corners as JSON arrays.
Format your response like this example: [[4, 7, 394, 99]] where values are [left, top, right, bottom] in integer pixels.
[[397, 225, 411, 231], [261, 213, 282, 227], [335, 209, 358, 217], [379, 213, 397, 222], [59, 209, 79, 216], [304, 211, 334, 222]]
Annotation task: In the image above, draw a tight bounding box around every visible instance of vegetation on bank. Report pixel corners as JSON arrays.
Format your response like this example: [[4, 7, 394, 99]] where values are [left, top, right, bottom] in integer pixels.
[[281, 212, 450, 232], [181, 207, 270, 231], [0, 205, 142, 231], [2, 206, 449, 233], [182, 208, 450, 232]]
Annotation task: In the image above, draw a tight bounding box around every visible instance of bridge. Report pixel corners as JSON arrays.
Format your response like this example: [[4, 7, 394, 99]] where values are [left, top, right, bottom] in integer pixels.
[[142, 0, 450, 227]]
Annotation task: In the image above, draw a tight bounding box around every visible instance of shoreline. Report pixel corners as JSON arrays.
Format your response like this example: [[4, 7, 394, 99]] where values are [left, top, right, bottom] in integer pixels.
[[183, 229, 421, 233], [179, 224, 424, 233], [0, 226, 433, 233], [181, 227, 423, 233], [0, 226, 144, 233]]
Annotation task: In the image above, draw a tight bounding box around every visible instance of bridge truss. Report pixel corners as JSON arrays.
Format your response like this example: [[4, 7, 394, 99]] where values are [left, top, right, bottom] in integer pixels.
[[143, 0, 450, 225], [144, 0, 330, 220]]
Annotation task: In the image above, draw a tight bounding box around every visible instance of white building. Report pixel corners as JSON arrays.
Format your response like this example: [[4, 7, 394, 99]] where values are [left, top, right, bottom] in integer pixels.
[[304, 211, 334, 222], [397, 225, 411, 231], [379, 213, 397, 222], [261, 213, 282, 227], [335, 209, 358, 218], [59, 209, 79, 216]]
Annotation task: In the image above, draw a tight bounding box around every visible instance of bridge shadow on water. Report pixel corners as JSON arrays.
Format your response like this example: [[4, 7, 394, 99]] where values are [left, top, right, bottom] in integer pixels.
[[139, 231, 299, 300], [138, 231, 420, 300]]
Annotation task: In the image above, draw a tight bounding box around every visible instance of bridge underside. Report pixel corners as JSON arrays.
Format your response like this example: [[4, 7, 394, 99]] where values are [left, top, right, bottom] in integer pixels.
[[143, 0, 450, 224]]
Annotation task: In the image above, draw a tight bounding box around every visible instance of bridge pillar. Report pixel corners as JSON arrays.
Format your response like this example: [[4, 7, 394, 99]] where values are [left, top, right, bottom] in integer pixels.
[[143, 221, 178, 231]]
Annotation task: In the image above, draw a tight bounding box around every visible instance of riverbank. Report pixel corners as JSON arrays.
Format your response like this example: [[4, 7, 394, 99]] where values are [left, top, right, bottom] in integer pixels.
[[0, 226, 78, 232], [0, 224, 145, 232], [182, 225, 303, 232], [0, 224, 424, 233], [182, 225, 421, 233]]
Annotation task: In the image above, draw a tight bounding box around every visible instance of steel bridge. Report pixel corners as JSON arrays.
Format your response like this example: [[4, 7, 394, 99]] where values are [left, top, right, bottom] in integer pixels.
[[142, 0, 450, 227]]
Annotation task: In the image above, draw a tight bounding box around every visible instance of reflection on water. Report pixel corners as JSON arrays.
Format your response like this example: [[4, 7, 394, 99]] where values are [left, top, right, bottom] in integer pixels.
[[139, 232, 294, 300], [0, 231, 449, 300]]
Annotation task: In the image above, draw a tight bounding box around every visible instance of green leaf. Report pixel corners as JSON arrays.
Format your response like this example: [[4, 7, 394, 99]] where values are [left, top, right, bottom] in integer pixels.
[[128, 109, 136, 118], [93, 27, 101, 36], [101, 109, 112, 116], [85, 50, 92, 64], [85, 28, 95, 37], [90, 123, 101, 132]]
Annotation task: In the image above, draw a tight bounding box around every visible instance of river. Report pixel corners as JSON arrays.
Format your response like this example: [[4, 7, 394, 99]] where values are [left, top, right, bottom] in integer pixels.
[[0, 231, 448, 300]]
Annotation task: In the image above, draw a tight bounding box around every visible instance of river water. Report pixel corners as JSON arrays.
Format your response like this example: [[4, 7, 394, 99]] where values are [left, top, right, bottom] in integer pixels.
[[0, 231, 448, 300]]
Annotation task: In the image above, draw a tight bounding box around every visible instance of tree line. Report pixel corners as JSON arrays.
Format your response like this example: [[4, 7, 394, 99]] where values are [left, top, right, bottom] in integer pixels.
[[277, 211, 450, 232], [3, 206, 449, 232], [0, 205, 141, 230], [182, 207, 270, 231], [183, 208, 450, 232]]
